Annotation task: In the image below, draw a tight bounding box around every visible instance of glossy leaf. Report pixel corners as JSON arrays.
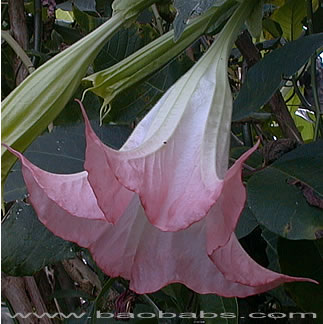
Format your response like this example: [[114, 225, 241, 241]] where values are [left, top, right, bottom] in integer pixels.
[[73, 5, 107, 33], [232, 33, 323, 122], [278, 238, 323, 318], [173, 0, 228, 41], [1, 201, 76, 276], [248, 141, 323, 240], [261, 228, 297, 306], [262, 18, 283, 39], [245, 0, 264, 38], [57, 0, 97, 12], [235, 204, 258, 239], [271, 0, 306, 41], [199, 294, 238, 324]]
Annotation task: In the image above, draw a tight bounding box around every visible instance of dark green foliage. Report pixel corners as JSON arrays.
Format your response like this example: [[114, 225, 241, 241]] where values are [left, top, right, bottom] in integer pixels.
[[233, 34, 323, 121], [2, 201, 76, 276]]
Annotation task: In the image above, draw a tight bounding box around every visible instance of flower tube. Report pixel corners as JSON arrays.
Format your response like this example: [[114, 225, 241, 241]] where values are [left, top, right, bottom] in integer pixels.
[[82, 0, 257, 233]]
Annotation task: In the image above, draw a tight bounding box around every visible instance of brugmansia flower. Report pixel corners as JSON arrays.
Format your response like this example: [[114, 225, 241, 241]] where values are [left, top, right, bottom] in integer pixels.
[[4, 0, 317, 296], [4, 141, 317, 296]]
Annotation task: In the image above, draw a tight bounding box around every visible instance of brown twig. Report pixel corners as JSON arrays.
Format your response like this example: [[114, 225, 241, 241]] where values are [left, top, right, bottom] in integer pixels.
[[2, 274, 53, 324], [235, 30, 303, 143], [8, 0, 29, 85], [62, 257, 102, 297]]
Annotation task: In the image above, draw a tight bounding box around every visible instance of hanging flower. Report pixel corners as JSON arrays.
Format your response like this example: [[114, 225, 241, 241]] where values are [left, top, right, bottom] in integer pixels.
[[4, 144, 317, 296], [81, 0, 252, 233], [3, 0, 317, 296]]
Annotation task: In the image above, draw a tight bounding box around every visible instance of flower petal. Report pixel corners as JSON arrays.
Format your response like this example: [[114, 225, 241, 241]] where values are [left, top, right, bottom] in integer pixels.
[[206, 142, 259, 254], [79, 103, 133, 224], [91, 196, 316, 296], [6, 146, 316, 296], [5, 145, 105, 227], [209, 233, 318, 287]]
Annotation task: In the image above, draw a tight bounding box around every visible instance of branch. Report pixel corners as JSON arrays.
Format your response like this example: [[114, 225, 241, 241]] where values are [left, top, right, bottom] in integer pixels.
[[53, 263, 82, 311], [2, 274, 54, 324], [62, 257, 102, 297], [8, 0, 30, 84], [33, 0, 42, 66], [235, 30, 303, 143]]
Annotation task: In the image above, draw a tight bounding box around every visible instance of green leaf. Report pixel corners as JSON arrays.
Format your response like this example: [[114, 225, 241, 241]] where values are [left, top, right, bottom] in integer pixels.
[[57, 0, 97, 12], [1, 201, 76, 276], [287, 91, 315, 142], [235, 204, 258, 239], [1, 0, 157, 185], [247, 141, 323, 240], [261, 228, 297, 306], [96, 0, 113, 17], [233, 33, 323, 122], [271, 0, 306, 41], [261, 228, 280, 272], [162, 283, 192, 311], [173, 0, 228, 41], [278, 238, 323, 317], [245, 0, 264, 38], [54, 24, 83, 44], [262, 18, 283, 38], [73, 5, 107, 33], [199, 294, 238, 324], [93, 24, 159, 72]]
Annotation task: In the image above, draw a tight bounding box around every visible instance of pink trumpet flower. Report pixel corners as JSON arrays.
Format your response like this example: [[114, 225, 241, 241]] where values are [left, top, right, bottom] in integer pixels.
[[4, 143, 317, 296], [3, 0, 317, 296]]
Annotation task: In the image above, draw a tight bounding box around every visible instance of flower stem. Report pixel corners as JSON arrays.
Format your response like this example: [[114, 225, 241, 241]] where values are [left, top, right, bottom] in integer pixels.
[[291, 75, 312, 110], [217, 0, 260, 55], [152, 4, 164, 35], [91, 277, 116, 324], [1, 30, 35, 74], [141, 294, 161, 316]]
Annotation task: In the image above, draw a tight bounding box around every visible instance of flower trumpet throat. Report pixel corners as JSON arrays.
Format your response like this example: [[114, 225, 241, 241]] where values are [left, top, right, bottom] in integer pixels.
[[81, 0, 260, 232], [3, 0, 318, 296]]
